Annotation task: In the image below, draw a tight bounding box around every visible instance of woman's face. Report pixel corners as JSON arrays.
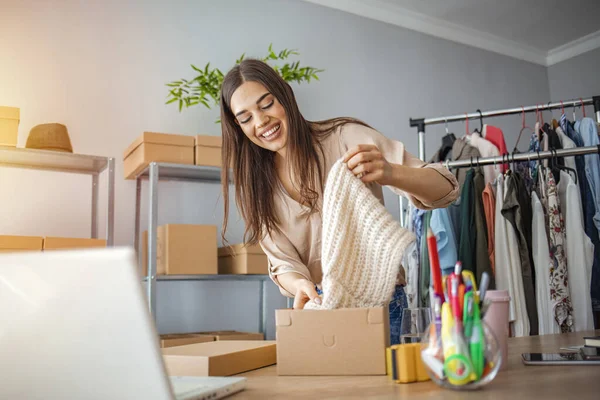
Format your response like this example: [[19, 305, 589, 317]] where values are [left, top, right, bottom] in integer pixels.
[[230, 81, 289, 156]]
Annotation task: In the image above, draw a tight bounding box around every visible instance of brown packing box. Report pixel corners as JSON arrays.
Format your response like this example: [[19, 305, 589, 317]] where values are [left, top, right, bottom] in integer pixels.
[[0, 235, 43, 253], [0, 106, 20, 147], [159, 334, 215, 348], [123, 132, 194, 180], [141, 224, 217, 275], [218, 244, 268, 275], [162, 340, 276, 377], [43, 237, 107, 250], [193, 331, 264, 341], [194, 135, 221, 167], [276, 307, 390, 376]]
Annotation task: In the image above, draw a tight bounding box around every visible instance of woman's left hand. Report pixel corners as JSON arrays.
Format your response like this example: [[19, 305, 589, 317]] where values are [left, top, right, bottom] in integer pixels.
[[343, 144, 394, 185]]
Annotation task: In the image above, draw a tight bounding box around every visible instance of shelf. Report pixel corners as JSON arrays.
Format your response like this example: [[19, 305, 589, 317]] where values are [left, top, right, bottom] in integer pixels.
[[143, 274, 270, 282], [136, 162, 227, 182], [0, 145, 109, 174]]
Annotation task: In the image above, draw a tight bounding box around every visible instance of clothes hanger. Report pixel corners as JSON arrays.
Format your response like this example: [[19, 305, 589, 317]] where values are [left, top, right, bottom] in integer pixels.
[[464, 113, 472, 142], [548, 101, 560, 130], [542, 102, 554, 134], [473, 109, 483, 135], [438, 118, 456, 161], [551, 148, 578, 184], [513, 106, 534, 153], [534, 105, 543, 141], [580, 97, 587, 119]]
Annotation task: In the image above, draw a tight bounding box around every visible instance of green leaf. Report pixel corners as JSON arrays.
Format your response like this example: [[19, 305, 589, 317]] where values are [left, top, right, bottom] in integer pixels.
[[166, 97, 178, 105]]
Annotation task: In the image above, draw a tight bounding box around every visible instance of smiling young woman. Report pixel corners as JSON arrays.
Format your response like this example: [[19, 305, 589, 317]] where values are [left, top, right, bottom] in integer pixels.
[[219, 59, 458, 342]]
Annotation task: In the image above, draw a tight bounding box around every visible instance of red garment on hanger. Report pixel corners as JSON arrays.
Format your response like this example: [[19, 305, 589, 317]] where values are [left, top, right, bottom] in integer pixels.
[[484, 124, 508, 173]]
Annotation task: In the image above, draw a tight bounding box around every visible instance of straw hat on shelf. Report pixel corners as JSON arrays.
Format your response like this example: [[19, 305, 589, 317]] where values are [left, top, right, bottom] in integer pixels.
[[25, 123, 73, 153]]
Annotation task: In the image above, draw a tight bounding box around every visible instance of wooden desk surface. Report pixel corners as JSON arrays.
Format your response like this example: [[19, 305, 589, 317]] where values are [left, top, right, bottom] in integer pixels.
[[234, 330, 600, 399]]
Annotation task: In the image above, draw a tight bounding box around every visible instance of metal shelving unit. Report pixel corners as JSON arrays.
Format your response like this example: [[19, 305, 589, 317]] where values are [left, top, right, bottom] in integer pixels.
[[134, 162, 269, 336], [0, 145, 115, 245]]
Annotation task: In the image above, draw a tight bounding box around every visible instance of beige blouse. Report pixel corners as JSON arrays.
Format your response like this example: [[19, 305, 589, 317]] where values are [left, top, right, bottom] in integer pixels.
[[260, 123, 459, 297]]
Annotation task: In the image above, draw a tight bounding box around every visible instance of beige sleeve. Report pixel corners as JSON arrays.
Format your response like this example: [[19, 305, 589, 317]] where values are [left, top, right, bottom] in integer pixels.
[[339, 123, 459, 210], [259, 230, 312, 298]]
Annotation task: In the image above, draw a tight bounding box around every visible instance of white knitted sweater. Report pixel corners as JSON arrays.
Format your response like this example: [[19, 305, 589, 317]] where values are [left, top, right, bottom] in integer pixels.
[[304, 159, 416, 310]]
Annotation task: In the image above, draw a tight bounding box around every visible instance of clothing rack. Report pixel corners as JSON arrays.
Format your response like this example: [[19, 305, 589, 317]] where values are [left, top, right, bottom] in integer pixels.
[[441, 145, 600, 169], [409, 96, 600, 161]]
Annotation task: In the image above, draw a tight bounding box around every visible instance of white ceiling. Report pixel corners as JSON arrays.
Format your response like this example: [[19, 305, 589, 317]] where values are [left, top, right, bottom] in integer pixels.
[[302, 0, 600, 66]]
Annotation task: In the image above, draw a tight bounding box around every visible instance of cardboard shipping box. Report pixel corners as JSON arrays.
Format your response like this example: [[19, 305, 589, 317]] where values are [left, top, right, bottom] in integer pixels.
[[218, 244, 268, 275], [276, 307, 389, 376], [0, 106, 20, 147], [159, 334, 215, 348], [193, 331, 264, 341], [141, 224, 217, 275], [43, 237, 106, 250], [0, 235, 43, 253], [162, 340, 276, 377], [123, 132, 194, 179], [194, 135, 221, 167]]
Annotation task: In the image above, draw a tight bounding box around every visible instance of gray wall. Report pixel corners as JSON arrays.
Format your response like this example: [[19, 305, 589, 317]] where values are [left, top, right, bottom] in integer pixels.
[[1, 0, 551, 339], [548, 47, 600, 117]]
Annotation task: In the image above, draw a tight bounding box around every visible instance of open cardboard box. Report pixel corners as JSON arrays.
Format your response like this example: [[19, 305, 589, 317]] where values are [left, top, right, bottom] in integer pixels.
[[162, 340, 276, 377], [276, 307, 390, 376]]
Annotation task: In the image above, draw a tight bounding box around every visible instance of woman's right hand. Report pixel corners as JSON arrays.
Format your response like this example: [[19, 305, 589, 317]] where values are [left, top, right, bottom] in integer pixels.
[[292, 278, 322, 309]]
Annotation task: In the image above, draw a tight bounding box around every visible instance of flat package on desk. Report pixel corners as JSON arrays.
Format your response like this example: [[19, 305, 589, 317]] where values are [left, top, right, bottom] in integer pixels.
[[162, 340, 276, 377], [276, 307, 390, 375], [159, 331, 264, 348]]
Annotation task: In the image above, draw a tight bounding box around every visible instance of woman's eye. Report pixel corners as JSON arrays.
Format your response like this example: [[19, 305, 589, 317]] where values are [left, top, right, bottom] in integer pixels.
[[261, 100, 274, 109], [239, 116, 251, 124]]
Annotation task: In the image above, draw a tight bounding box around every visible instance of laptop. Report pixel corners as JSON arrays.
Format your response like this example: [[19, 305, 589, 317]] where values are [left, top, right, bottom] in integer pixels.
[[0, 247, 246, 400]]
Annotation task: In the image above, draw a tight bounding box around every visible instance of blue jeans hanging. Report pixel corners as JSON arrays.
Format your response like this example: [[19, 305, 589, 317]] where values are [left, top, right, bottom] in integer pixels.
[[316, 285, 408, 345], [389, 285, 408, 345]]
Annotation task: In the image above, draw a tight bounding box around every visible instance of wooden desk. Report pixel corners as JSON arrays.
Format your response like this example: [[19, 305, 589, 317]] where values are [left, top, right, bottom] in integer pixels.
[[234, 330, 600, 399]]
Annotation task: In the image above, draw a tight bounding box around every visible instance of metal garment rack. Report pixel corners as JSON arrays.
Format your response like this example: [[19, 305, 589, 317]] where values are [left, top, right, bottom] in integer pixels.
[[409, 96, 600, 162], [439, 145, 600, 169], [134, 162, 269, 336], [0, 145, 115, 245]]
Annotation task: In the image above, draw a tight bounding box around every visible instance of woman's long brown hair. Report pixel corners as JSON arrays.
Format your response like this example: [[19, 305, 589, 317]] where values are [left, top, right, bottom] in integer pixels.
[[220, 59, 369, 246]]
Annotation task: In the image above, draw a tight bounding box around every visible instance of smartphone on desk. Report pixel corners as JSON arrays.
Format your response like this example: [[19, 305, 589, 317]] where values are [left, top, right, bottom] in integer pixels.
[[522, 352, 600, 366]]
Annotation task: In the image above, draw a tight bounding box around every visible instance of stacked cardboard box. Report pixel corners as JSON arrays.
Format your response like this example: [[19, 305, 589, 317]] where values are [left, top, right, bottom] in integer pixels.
[[122, 132, 224, 180], [0, 235, 43, 253], [218, 244, 268, 275], [141, 224, 217, 276], [0, 106, 19, 147], [0, 235, 105, 253]]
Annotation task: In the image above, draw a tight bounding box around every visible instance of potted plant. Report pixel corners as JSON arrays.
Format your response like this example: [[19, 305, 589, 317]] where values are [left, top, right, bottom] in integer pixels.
[[165, 44, 324, 120]]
